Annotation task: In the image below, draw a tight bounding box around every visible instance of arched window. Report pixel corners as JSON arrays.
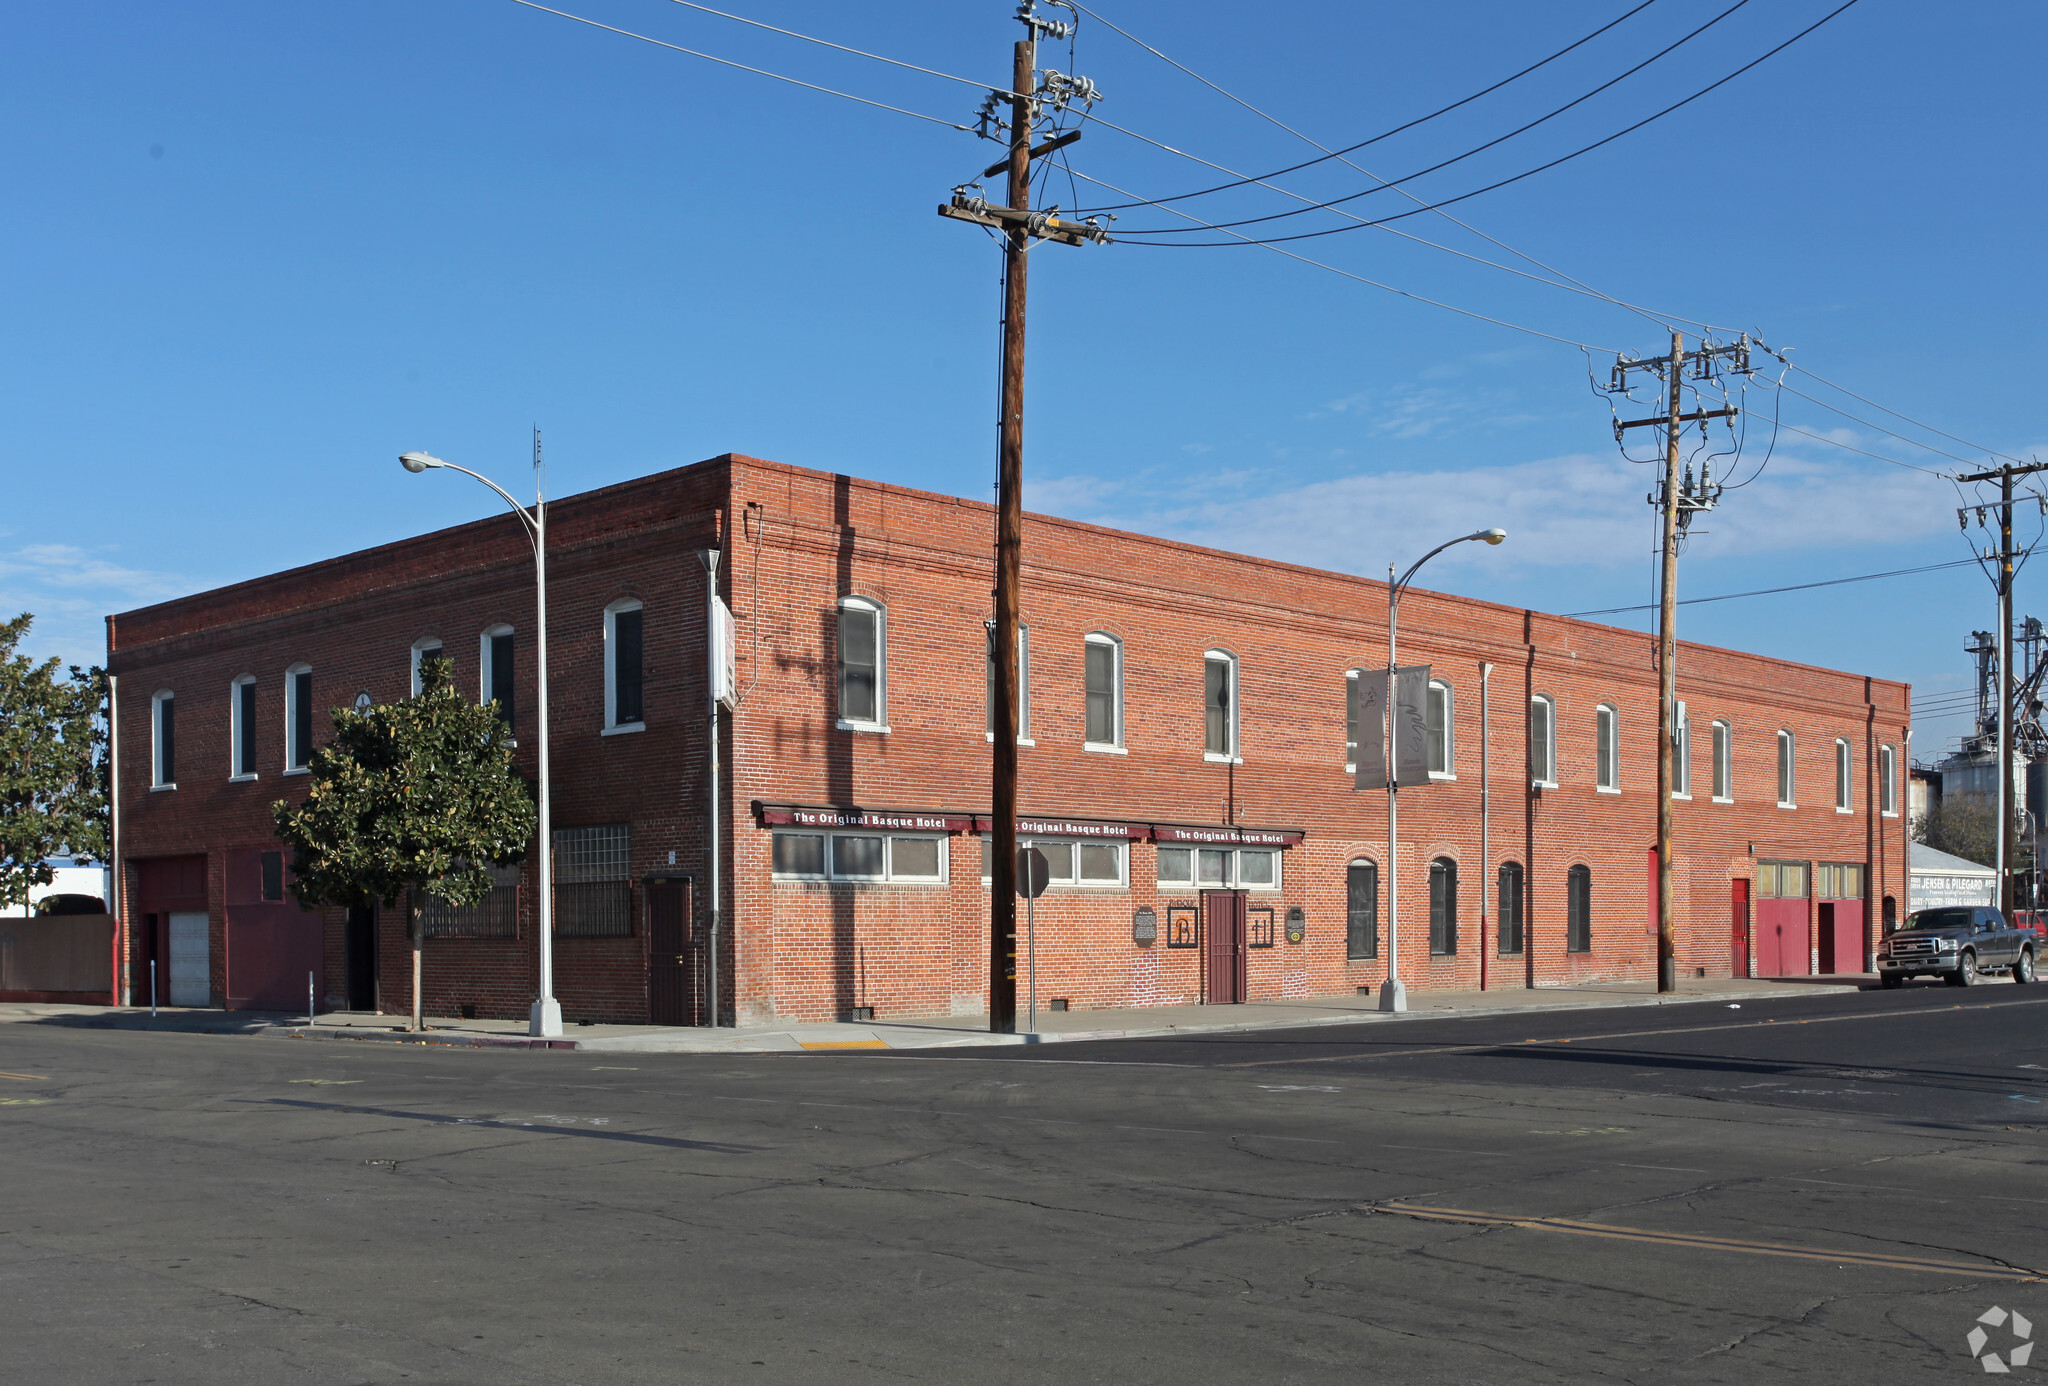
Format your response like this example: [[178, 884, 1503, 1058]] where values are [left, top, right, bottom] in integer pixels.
[[605, 598, 646, 731], [410, 636, 444, 696], [1529, 695, 1556, 786], [1345, 669, 1361, 770], [1882, 895, 1898, 935], [1567, 864, 1592, 953], [1672, 701, 1691, 798], [284, 663, 313, 773], [480, 624, 515, 736], [1711, 719, 1733, 802], [1429, 856, 1458, 955], [1777, 730, 1796, 807], [1880, 744, 1898, 816], [151, 689, 176, 788], [1084, 632, 1122, 750], [1204, 650, 1238, 760], [1346, 859, 1378, 960], [1497, 861, 1525, 954], [985, 623, 1030, 742], [1835, 737, 1853, 812], [229, 674, 257, 779], [1427, 679, 1454, 778], [1595, 704, 1619, 792], [836, 596, 884, 730]]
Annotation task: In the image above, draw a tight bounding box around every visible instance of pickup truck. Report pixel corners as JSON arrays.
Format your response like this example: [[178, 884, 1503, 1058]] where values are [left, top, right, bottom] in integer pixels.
[[1876, 906, 2038, 988]]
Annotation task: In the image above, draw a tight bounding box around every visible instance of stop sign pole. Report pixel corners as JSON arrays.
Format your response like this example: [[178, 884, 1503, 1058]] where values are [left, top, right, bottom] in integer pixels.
[[1017, 847, 1050, 1034]]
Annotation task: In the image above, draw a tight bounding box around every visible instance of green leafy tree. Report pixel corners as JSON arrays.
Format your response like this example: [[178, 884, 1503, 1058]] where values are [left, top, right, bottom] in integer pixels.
[[0, 614, 108, 911], [1912, 795, 2031, 873], [272, 656, 535, 1030]]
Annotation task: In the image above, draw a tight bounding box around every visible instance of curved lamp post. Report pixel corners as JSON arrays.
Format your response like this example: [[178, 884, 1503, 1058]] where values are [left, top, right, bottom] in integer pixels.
[[1381, 527, 1506, 1014], [399, 449, 560, 1038]]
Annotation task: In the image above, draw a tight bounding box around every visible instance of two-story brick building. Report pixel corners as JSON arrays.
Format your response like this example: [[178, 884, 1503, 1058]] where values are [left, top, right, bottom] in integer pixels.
[[106, 453, 1911, 1025]]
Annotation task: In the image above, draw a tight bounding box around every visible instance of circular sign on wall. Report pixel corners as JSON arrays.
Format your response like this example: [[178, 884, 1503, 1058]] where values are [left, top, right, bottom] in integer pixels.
[[1286, 907, 1306, 944]]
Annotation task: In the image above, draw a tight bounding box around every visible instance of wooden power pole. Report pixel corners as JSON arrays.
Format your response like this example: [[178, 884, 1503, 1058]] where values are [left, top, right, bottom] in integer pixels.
[[1612, 335, 1744, 992], [938, 3, 1107, 1032]]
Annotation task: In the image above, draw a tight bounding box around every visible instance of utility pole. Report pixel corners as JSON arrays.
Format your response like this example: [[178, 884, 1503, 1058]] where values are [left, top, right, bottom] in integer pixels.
[[938, 0, 1107, 1033], [1955, 458, 2048, 916], [1611, 335, 1744, 992]]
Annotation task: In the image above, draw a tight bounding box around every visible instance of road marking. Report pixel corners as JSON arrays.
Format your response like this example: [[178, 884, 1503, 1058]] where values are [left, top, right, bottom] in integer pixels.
[[798, 1040, 890, 1050], [1370, 1202, 2044, 1281], [590, 1066, 639, 1071], [1617, 1164, 1710, 1172], [289, 1079, 361, 1086], [0, 1097, 52, 1107], [0, 1072, 49, 1081]]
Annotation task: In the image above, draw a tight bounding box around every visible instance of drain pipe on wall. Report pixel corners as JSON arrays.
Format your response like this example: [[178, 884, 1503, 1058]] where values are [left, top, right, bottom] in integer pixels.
[[702, 546, 724, 1028], [1480, 662, 1492, 990]]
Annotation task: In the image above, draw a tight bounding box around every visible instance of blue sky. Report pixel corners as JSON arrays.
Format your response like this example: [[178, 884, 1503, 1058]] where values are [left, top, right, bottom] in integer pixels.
[[4, 1, 2041, 757]]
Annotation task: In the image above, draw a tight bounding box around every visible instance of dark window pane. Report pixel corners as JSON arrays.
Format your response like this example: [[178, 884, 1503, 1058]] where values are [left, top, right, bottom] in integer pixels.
[[415, 646, 441, 692], [1085, 641, 1115, 744], [237, 681, 257, 775], [1035, 841, 1074, 881], [1346, 861, 1378, 959], [613, 610, 643, 724], [1078, 843, 1120, 882], [490, 632, 515, 734], [1567, 865, 1592, 953], [833, 835, 884, 878], [159, 697, 175, 784], [1345, 676, 1358, 764], [773, 834, 824, 876], [291, 672, 312, 768], [1429, 858, 1458, 955], [260, 851, 283, 902], [891, 837, 941, 879], [839, 606, 876, 723], [1204, 658, 1230, 755], [1498, 862, 1524, 954], [1157, 847, 1191, 884]]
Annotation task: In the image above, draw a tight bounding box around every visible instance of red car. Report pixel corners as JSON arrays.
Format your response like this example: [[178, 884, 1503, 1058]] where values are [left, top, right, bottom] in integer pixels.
[[2012, 910, 2048, 944]]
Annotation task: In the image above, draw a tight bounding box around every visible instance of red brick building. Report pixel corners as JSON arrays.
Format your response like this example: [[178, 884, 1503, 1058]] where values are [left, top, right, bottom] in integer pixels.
[[106, 454, 1911, 1025]]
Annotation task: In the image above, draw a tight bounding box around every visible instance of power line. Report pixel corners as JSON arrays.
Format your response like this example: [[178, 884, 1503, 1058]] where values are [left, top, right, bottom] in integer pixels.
[[1773, 382, 1984, 467], [503, 0, 973, 130], [1108, 0, 1863, 246], [1768, 420, 1955, 478], [1749, 338, 2026, 467], [657, 0, 1009, 95], [1564, 557, 1981, 617]]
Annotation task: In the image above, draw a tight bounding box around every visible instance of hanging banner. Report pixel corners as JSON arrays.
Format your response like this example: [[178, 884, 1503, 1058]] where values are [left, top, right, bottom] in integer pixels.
[[710, 596, 737, 710], [1353, 668, 1389, 791], [1393, 664, 1432, 785]]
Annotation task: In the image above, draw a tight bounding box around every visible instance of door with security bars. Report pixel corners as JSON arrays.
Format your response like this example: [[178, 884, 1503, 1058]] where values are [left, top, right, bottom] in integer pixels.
[[1202, 890, 1247, 1005], [645, 877, 697, 1026]]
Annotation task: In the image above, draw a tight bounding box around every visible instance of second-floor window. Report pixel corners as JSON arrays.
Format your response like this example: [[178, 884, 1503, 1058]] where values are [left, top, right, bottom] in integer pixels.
[[1595, 704, 1619, 792], [1836, 737, 1853, 812], [1529, 694, 1556, 786], [837, 597, 885, 729], [152, 690, 176, 787], [1880, 743, 1898, 816], [1712, 719, 1732, 801], [1204, 651, 1237, 760], [1426, 679, 1453, 778], [231, 675, 257, 778], [410, 638, 443, 695], [286, 664, 313, 771], [606, 600, 645, 731], [985, 624, 1030, 741], [1777, 730, 1796, 807], [1672, 701, 1691, 798], [1084, 633, 1121, 749], [482, 626, 515, 736]]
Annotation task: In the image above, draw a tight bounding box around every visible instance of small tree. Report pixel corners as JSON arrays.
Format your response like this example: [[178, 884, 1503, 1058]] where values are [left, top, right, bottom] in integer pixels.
[[0, 614, 108, 911], [273, 656, 535, 1030], [1912, 795, 2030, 871]]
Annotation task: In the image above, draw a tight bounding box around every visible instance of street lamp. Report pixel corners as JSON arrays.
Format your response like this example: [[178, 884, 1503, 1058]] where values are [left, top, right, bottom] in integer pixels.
[[399, 446, 561, 1038], [1380, 527, 1506, 1014]]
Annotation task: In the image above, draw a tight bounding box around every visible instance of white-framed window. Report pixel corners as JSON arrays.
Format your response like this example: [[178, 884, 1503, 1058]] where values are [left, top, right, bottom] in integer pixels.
[[1711, 719, 1733, 802], [836, 596, 885, 731], [1595, 703, 1619, 793], [982, 836, 1127, 888], [1880, 743, 1898, 817], [480, 624, 515, 738], [1777, 730, 1796, 808], [984, 623, 1031, 743], [1344, 668, 1361, 771], [1835, 737, 1853, 813], [1426, 679, 1454, 779], [230, 674, 257, 779], [1204, 650, 1239, 761], [773, 829, 948, 884], [1672, 700, 1691, 799], [604, 599, 645, 732], [151, 689, 176, 788], [1084, 632, 1123, 751], [1529, 694, 1556, 787], [284, 663, 313, 773], [410, 637, 444, 695], [1156, 845, 1281, 892]]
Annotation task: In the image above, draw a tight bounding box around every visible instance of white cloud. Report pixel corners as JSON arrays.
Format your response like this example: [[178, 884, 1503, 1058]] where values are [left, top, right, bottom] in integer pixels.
[[0, 544, 187, 668]]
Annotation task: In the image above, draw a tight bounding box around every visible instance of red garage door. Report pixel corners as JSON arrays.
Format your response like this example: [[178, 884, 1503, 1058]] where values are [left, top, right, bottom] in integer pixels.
[[1754, 860, 1810, 977]]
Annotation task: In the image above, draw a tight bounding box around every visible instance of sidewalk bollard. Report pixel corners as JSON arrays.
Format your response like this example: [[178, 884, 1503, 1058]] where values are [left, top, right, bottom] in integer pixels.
[[307, 970, 314, 1030], [150, 960, 157, 1019]]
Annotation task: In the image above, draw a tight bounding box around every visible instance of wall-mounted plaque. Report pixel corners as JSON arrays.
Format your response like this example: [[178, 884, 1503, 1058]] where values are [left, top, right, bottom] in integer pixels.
[[1132, 907, 1157, 946], [1248, 906, 1275, 948], [1285, 906, 1306, 945], [1166, 906, 1199, 948]]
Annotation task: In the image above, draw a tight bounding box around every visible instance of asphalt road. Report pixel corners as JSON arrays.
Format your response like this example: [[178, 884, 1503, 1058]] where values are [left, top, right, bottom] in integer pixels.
[[3, 981, 2044, 1385]]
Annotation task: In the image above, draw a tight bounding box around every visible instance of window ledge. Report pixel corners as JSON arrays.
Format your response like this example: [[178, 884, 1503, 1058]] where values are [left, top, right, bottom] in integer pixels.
[[1531, 779, 1557, 791], [283, 766, 310, 777], [1777, 801, 1796, 810], [1204, 752, 1244, 765], [1835, 807, 1853, 815], [837, 719, 890, 735], [150, 782, 177, 793], [1881, 810, 1898, 819], [983, 733, 1035, 745], [230, 772, 258, 783], [1712, 795, 1734, 805], [1083, 742, 1128, 755], [1596, 786, 1621, 796], [1671, 792, 1692, 801], [603, 721, 647, 737], [1428, 772, 1457, 782]]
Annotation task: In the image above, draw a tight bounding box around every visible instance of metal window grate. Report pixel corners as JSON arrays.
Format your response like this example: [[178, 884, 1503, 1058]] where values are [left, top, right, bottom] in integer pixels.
[[554, 824, 631, 937], [418, 865, 522, 940]]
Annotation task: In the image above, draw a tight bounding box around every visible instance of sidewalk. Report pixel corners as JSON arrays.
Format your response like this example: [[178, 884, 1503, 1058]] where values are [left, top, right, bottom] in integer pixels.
[[0, 974, 1876, 1054]]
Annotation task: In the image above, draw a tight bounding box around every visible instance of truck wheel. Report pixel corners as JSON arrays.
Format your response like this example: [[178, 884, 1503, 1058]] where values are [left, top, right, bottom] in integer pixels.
[[1880, 973, 1904, 989], [2016, 947, 2036, 985], [1949, 951, 1978, 987]]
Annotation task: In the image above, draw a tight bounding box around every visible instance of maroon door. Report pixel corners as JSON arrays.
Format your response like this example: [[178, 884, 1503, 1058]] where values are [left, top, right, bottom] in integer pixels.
[[1754, 899, 1810, 976], [1731, 879, 1750, 978], [1202, 891, 1247, 1005], [1817, 902, 1837, 974], [1828, 899, 1864, 973], [645, 877, 697, 1025]]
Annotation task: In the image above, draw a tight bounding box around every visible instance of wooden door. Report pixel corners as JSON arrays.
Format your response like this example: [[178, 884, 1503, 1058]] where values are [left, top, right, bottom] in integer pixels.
[[1731, 880, 1750, 978], [1202, 891, 1247, 1005], [646, 878, 696, 1026], [167, 911, 209, 1007]]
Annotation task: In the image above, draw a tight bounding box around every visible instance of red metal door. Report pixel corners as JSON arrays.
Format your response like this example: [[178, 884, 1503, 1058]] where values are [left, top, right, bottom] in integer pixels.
[[1202, 891, 1247, 1004], [645, 877, 696, 1026], [1731, 879, 1750, 978], [1829, 899, 1864, 973], [1754, 899, 1810, 975]]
